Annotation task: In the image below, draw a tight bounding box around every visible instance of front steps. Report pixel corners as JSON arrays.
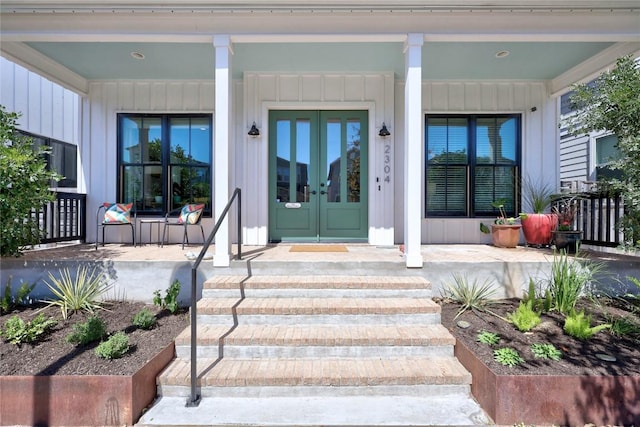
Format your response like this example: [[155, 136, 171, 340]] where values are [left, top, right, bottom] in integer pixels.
[[138, 275, 489, 426]]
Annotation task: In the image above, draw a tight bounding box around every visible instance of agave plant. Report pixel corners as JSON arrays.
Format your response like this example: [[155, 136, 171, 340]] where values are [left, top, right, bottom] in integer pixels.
[[41, 266, 113, 319]]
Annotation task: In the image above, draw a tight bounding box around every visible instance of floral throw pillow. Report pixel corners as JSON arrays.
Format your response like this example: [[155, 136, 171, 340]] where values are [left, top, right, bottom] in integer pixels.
[[177, 204, 204, 224], [102, 203, 133, 224]]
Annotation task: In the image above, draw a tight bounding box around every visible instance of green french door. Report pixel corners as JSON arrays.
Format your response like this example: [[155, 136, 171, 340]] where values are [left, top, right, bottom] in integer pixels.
[[269, 110, 368, 242]]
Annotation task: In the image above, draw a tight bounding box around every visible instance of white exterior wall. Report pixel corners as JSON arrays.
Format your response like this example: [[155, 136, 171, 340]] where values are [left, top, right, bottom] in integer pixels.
[[84, 80, 215, 243], [0, 57, 79, 149], [393, 79, 558, 244], [243, 72, 395, 246]]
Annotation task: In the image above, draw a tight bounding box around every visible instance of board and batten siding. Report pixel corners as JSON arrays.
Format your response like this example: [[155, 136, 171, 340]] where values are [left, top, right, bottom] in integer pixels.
[[405, 80, 558, 244], [0, 57, 79, 147], [84, 80, 215, 243], [243, 72, 395, 246]]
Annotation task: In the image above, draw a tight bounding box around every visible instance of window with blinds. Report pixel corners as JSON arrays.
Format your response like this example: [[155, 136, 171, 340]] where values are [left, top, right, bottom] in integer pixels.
[[425, 114, 520, 218]]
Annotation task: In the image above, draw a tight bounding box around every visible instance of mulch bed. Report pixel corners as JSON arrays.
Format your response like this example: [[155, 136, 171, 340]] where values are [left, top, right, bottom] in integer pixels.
[[439, 297, 640, 377], [0, 302, 188, 376]]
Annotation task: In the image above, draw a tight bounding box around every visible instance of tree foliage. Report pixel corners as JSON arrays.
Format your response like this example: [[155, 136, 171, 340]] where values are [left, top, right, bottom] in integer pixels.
[[0, 106, 60, 257], [566, 55, 640, 248]]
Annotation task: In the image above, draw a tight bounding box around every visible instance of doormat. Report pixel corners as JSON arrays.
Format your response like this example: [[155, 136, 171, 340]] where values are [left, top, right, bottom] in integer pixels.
[[289, 245, 348, 252]]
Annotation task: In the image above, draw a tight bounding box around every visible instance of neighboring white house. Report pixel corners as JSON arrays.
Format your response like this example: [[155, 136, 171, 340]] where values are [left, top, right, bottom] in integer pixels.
[[1, 1, 639, 267]]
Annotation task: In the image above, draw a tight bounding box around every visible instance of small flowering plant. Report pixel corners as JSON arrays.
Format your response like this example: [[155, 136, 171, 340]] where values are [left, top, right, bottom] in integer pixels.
[[491, 200, 519, 225], [480, 199, 519, 234]]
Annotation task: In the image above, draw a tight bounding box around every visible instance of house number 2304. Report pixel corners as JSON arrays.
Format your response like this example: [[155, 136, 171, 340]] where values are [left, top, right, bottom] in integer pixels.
[[383, 144, 391, 183]]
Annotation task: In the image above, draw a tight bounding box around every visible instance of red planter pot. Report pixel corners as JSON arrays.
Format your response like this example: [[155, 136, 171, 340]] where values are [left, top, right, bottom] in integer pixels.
[[521, 213, 557, 247]]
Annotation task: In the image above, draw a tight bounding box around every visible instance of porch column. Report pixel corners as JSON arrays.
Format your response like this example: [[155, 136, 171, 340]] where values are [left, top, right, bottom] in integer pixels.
[[403, 33, 424, 268], [213, 35, 232, 267]]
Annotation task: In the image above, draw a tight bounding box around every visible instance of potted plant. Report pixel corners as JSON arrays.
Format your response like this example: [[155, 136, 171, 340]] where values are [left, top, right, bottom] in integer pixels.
[[480, 200, 522, 248], [551, 194, 583, 253], [519, 176, 557, 247]]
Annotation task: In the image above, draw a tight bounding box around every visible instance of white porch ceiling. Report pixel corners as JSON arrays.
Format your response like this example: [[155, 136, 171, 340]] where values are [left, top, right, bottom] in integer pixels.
[[21, 41, 617, 82]]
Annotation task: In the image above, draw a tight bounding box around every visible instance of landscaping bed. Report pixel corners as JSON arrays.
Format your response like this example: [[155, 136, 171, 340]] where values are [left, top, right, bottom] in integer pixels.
[[0, 302, 188, 426], [439, 298, 640, 425]]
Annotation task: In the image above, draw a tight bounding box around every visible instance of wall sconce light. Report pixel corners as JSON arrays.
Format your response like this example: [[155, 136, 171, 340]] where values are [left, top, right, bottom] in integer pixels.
[[248, 122, 260, 136], [379, 123, 391, 137]]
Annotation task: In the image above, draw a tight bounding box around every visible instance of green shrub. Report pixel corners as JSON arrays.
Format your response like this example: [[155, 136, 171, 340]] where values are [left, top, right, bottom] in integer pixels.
[[66, 316, 107, 345], [1, 313, 57, 345], [153, 280, 181, 314], [493, 347, 524, 367], [441, 274, 497, 319], [132, 308, 156, 330], [41, 266, 113, 319], [1, 279, 36, 313], [563, 310, 610, 340], [548, 251, 603, 314], [531, 343, 562, 361], [476, 330, 500, 346], [95, 332, 130, 359], [0, 106, 60, 257], [608, 315, 640, 339], [507, 301, 541, 332]]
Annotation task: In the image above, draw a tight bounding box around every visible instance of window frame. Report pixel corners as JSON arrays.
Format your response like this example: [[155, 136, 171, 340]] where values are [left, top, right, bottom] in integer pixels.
[[117, 113, 212, 216], [424, 113, 521, 218], [18, 130, 78, 188]]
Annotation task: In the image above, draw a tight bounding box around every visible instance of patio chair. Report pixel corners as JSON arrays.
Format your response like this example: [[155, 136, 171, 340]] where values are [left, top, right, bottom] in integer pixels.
[[161, 203, 206, 249], [96, 202, 136, 249]]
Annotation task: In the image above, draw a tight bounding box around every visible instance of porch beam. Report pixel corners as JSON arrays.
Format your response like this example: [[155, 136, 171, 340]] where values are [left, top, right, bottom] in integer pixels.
[[213, 34, 232, 267], [403, 33, 423, 269]]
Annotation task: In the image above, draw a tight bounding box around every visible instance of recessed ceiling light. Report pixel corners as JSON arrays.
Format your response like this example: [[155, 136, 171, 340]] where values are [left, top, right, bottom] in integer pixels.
[[495, 50, 510, 58], [130, 51, 145, 60]]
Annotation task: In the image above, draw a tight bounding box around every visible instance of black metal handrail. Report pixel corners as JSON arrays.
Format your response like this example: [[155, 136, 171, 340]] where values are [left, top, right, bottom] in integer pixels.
[[187, 187, 242, 407]]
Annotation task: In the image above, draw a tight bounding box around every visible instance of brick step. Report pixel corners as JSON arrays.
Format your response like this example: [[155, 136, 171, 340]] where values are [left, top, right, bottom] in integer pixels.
[[174, 324, 455, 358], [157, 356, 472, 397], [202, 275, 432, 298], [195, 297, 441, 325]]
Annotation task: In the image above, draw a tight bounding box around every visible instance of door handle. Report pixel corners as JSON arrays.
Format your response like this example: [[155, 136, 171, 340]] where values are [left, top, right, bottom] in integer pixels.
[[310, 190, 317, 195], [320, 191, 327, 195]]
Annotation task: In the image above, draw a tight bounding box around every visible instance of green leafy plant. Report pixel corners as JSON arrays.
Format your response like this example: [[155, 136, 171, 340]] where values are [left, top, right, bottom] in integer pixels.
[[521, 175, 554, 214], [132, 307, 157, 330], [608, 316, 640, 339], [1, 279, 35, 313], [0, 106, 61, 257], [41, 266, 113, 319], [566, 55, 640, 250], [531, 343, 562, 361], [548, 251, 603, 315], [493, 347, 524, 367], [153, 280, 181, 314], [507, 301, 541, 332], [476, 330, 500, 346], [1, 313, 57, 345], [441, 274, 498, 319], [95, 331, 130, 359], [563, 310, 610, 340], [66, 316, 107, 345]]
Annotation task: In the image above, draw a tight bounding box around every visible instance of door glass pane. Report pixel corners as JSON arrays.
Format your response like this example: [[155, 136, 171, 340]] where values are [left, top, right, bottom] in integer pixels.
[[276, 120, 291, 203], [296, 120, 311, 203], [346, 119, 361, 202], [326, 120, 341, 203]]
